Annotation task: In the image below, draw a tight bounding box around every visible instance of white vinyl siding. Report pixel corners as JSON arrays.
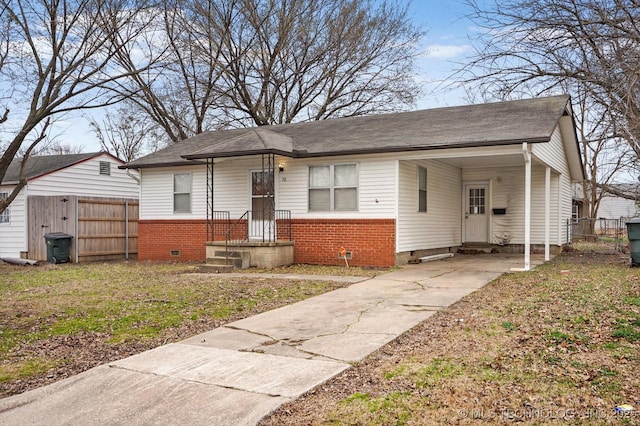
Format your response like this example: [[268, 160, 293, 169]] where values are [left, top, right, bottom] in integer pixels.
[[597, 195, 640, 219], [0, 186, 26, 259], [27, 154, 139, 198], [532, 126, 574, 244], [397, 159, 462, 252], [278, 154, 397, 219], [462, 165, 563, 245], [140, 154, 399, 220], [140, 165, 206, 219], [532, 127, 570, 175]]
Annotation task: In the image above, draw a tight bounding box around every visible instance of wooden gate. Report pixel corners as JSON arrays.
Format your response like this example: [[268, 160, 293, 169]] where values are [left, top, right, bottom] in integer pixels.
[[27, 196, 138, 262]]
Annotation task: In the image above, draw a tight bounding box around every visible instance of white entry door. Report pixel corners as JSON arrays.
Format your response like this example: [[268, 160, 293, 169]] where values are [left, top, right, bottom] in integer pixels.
[[464, 184, 489, 243], [249, 170, 275, 240]]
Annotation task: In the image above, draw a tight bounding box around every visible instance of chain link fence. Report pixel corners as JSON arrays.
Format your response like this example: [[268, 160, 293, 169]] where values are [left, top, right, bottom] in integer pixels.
[[566, 217, 632, 253]]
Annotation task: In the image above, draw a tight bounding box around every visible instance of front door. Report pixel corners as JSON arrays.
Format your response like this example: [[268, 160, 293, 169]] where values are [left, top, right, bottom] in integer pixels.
[[249, 170, 275, 240], [464, 184, 489, 243]]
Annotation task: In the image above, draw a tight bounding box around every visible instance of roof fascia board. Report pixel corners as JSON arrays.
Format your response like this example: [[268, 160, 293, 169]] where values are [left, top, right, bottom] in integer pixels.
[[11, 152, 105, 183], [180, 137, 552, 162]]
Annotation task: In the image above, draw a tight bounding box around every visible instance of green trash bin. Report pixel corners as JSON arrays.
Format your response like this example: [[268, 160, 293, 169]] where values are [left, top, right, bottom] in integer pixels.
[[626, 218, 640, 267], [44, 232, 73, 264]]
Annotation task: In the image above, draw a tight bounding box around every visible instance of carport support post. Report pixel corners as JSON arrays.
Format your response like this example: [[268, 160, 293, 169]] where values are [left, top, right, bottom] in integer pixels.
[[545, 166, 550, 261], [523, 143, 531, 271]]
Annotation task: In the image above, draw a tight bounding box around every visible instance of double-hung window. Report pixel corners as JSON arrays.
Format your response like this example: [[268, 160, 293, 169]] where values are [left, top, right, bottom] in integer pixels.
[[309, 164, 358, 211], [0, 192, 8, 223], [173, 173, 192, 213], [418, 167, 427, 212]]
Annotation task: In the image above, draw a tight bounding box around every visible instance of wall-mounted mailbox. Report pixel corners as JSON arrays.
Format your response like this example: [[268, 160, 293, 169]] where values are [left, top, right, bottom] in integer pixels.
[[492, 208, 507, 215]]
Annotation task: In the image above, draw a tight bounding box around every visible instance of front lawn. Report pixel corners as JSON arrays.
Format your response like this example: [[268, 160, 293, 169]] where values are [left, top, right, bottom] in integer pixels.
[[0, 262, 361, 397], [262, 251, 640, 425]]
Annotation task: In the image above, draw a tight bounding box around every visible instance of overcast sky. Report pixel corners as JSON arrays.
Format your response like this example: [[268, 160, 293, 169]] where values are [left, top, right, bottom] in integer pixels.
[[58, 0, 475, 152]]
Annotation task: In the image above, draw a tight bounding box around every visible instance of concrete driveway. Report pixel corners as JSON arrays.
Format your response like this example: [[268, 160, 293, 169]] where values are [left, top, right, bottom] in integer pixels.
[[0, 254, 544, 425]]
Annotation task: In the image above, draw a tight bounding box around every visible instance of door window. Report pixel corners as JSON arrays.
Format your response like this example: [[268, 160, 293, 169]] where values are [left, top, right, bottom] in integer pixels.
[[468, 188, 486, 215]]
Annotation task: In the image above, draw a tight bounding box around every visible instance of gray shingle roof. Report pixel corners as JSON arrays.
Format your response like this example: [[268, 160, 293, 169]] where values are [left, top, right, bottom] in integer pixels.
[[2, 152, 104, 184], [124, 95, 572, 169]]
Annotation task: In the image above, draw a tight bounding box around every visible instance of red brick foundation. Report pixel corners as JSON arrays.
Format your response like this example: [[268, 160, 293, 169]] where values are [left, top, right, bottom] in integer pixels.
[[139, 218, 396, 267], [291, 219, 396, 267], [138, 220, 207, 261]]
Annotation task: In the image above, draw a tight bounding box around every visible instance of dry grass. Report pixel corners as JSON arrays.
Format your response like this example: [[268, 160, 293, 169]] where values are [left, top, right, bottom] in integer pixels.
[[262, 252, 640, 425], [0, 261, 355, 397]]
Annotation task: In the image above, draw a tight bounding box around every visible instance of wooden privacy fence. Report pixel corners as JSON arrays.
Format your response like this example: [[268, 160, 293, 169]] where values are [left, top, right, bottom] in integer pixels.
[[27, 196, 138, 262]]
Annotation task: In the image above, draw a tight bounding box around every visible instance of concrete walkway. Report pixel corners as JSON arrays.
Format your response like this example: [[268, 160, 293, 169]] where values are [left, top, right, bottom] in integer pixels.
[[0, 254, 544, 425]]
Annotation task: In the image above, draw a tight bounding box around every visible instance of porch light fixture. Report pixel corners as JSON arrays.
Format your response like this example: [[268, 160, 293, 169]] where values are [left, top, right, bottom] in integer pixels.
[[278, 163, 285, 172]]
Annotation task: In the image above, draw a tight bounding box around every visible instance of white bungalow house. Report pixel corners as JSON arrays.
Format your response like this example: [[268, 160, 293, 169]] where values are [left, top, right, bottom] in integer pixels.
[[0, 152, 140, 261], [122, 95, 584, 270]]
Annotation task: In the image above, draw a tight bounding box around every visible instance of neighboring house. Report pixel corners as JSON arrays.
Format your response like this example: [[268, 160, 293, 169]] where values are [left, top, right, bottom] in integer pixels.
[[0, 152, 140, 261], [597, 184, 639, 220], [571, 183, 639, 236], [122, 95, 583, 270]]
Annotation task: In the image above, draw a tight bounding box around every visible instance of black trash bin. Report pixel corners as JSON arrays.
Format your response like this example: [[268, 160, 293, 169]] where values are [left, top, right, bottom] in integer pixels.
[[44, 232, 73, 264], [626, 218, 640, 267]]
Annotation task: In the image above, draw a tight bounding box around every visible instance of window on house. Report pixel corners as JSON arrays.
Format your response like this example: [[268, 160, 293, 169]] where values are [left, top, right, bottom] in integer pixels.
[[173, 173, 192, 213], [418, 167, 427, 212], [309, 164, 358, 211], [0, 192, 9, 224], [99, 161, 111, 176], [572, 204, 580, 224]]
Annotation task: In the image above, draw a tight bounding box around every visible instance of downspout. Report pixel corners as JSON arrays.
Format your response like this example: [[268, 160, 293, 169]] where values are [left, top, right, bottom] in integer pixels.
[[522, 142, 531, 271], [126, 168, 141, 184]]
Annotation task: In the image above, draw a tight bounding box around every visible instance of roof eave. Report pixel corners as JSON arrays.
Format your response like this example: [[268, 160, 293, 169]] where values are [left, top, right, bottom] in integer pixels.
[[182, 149, 297, 160], [126, 137, 553, 168], [119, 159, 207, 169]]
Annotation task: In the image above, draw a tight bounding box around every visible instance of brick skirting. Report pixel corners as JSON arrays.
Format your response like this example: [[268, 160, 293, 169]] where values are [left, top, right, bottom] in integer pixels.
[[138, 220, 207, 261], [139, 218, 396, 267], [291, 219, 396, 267]]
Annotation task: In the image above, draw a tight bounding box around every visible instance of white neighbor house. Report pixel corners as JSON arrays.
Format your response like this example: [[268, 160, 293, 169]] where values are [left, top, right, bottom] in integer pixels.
[[597, 185, 640, 220], [123, 95, 584, 270], [0, 152, 140, 260]]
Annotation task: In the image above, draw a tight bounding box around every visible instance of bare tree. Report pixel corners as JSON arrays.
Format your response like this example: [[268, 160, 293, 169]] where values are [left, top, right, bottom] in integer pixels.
[[215, 0, 423, 126], [88, 102, 166, 161], [35, 141, 87, 156], [456, 0, 640, 216], [110, 0, 423, 141], [108, 0, 231, 142], [0, 0, 156, 214]]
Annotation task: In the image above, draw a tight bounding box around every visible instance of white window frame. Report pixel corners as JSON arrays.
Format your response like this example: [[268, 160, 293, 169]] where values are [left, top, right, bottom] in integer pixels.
[[418, 166, 427, 212], [0, 192, 9, 224], [572, 204, 579, 224], [308, 163, 358, 212], [173, 172, 192, 213]]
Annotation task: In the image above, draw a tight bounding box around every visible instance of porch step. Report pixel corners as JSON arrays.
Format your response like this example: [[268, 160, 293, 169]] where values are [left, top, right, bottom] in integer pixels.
[[197, 249, 251, 273], [196, 263, 235, 273], [458, 244, 494, 254]]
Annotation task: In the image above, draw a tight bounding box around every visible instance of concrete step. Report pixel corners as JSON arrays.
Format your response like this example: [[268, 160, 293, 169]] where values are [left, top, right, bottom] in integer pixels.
[[196, 263, 235, 273], [206, 256, 244, 268], [458, 245, 494, 254], [213, 250, 246, 259]]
